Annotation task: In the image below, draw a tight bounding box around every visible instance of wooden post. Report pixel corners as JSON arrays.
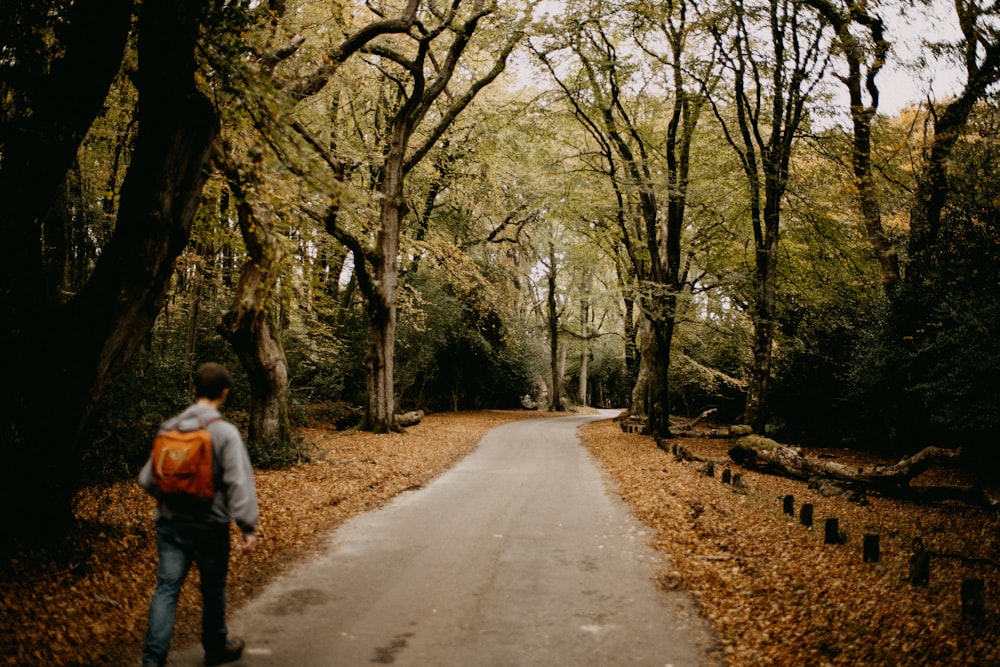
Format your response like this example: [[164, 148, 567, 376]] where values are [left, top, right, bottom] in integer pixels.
[[783, 495, 794, 516], [703, 462, 715, 477], [732, 473, 745, 489], [824, 518, 841, 544], [908, 538, 930, 586], [961, 579, 985, 623], [800, 503, 813, 528], [863, 534, 880, 563], [722, 469, 732, 484]]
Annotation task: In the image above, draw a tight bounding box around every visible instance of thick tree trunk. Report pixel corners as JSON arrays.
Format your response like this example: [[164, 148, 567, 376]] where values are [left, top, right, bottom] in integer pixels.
[[360, 180, 403, 433], [216, 170, 292, 450], [363, 288, 399, 433], [0, 0, 218, 544], [630, 317, 652, 423], [220, 308, 291, 447], [645, 314, 676, 438]]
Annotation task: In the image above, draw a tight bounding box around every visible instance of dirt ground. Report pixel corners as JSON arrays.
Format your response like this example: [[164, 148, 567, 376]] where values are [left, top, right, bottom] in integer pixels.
[[2, 410, 998, 666]]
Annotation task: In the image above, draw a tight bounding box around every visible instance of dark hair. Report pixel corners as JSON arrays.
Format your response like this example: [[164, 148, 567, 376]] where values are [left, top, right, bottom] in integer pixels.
[[193, 362, 232, 399]]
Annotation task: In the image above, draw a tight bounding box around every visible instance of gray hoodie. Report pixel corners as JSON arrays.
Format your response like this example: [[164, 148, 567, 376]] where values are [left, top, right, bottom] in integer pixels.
[[139, 404, 259, 536]]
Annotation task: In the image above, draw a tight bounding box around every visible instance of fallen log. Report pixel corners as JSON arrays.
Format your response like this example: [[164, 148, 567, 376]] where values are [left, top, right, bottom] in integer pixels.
[[394, 410, 425, 427], [728, 435, 998, 508], [669, 408, 733, 438]]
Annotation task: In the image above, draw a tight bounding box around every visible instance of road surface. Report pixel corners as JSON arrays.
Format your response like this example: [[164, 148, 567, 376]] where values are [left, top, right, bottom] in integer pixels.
[[171, 410, 721, 666]]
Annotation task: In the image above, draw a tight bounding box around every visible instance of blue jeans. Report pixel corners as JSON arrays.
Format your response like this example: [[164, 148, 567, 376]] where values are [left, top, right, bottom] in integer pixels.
[[141, 520, 231, 666]]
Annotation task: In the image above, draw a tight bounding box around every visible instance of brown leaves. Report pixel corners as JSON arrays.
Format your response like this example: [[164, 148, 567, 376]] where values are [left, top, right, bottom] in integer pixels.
[[2, 410, 553, 667], [7, 411, 996, 666], [581, 421, 1000, 666]]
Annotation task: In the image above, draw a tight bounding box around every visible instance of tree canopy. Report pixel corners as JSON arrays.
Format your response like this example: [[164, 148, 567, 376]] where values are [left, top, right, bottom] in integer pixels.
[[3, 0, 1000, 544]]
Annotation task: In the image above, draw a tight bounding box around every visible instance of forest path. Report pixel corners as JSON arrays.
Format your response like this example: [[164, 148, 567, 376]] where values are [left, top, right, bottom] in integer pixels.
[[170, 411, 721, 666]]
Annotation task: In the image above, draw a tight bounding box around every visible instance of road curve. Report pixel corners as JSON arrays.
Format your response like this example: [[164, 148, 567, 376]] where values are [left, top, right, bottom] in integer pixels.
[[171, 410, 722, 666]]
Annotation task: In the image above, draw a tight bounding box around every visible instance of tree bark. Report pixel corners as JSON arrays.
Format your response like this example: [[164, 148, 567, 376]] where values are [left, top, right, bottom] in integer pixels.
[[578, 294, 590, 406], [359, 135, 405, 433], [547, 241, 564, 412], [216, 158, 292, 450], [728, 436, 996, 506], [0, 0, 219, 544]]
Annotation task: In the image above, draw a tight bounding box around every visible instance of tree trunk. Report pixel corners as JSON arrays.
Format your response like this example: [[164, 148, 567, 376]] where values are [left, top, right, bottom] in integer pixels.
[[728, 436, 997, 506], [363, 285, 399, 432], [547, 242, 564, 412], [642, 312, 676, 438], [744, 207, 778, 434], [578, 294, 590, 406], [359, 164, 403, 432], [630, 317, 652, 423], [216, 165, 292, 450], [0, 0, 219, 544]]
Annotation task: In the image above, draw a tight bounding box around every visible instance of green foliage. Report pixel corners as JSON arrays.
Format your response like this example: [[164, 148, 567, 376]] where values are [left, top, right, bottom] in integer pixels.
[[843, 119, 1000, 458], [396, 271, 536, 411], [585, 345, 633, 408], [80, 352, 191, 485]]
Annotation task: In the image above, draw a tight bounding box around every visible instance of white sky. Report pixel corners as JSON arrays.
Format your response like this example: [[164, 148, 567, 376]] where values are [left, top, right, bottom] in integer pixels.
[[868, 0, 965, 114]]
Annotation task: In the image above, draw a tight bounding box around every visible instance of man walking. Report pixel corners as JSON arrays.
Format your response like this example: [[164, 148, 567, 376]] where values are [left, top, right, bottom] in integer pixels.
[[138, 362, 259, 667]]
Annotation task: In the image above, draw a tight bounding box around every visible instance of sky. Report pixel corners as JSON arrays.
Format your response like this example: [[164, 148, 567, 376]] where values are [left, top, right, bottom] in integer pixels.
[[512, 0, 970, 120], [868, 0, 966, 114]]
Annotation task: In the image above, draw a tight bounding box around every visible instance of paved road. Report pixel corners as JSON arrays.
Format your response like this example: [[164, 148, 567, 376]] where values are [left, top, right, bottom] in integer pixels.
[[171, 411, 721, 666]]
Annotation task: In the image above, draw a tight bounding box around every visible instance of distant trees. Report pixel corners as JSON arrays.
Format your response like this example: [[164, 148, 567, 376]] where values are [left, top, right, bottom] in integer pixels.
[[532, 0, 709, 435]]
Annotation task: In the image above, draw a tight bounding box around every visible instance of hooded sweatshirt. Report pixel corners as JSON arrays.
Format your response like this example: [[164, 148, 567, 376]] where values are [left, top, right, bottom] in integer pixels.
[[139, 404, 259, 536]]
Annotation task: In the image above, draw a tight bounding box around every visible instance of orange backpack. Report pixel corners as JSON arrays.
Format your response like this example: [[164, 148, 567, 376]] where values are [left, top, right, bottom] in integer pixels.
[[151, 417, 220, 501]]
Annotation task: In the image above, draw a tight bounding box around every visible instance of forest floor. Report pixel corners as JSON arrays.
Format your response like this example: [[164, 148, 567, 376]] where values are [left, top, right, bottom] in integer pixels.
[[2, 409, 998, 666]]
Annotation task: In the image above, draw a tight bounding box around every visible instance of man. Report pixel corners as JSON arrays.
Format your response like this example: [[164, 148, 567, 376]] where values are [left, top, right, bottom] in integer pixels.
[[139, 362, 260, 667]]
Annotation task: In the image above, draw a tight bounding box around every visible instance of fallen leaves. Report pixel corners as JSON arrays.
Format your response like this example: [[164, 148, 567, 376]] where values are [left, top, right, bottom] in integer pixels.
[[581, 420, 1000, 666], [3, 411, 997, 666], [1, 410, 554, 667]]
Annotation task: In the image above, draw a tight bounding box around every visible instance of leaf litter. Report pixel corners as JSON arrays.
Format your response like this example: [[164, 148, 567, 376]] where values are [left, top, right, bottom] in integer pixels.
[[2, 411, 998, 666]]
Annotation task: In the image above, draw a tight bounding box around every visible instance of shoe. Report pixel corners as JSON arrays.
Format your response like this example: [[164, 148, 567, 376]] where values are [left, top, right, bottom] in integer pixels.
[[204, 637, 245, 665]]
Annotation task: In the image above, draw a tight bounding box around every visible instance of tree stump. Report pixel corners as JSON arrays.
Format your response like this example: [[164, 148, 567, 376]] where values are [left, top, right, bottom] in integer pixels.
[[863, 534, 880, 563], [961, 579, 985, 623], [800, 503, 813, 528], [783, 494, 794, 516], [722, 469, 732, 484]]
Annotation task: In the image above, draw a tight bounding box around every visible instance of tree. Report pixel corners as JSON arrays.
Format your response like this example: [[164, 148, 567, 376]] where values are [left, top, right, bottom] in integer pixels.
[[532, 0, 708, 436], [702, 0, 831, 433], [214, 151, 293, 452], [0, 0, 223, 544], [803, 0, 900, 290], [318, 0, 524, 431]]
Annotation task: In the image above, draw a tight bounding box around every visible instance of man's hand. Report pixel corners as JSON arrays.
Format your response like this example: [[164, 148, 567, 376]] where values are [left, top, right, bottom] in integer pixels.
[[241, 532, 259, 555]]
